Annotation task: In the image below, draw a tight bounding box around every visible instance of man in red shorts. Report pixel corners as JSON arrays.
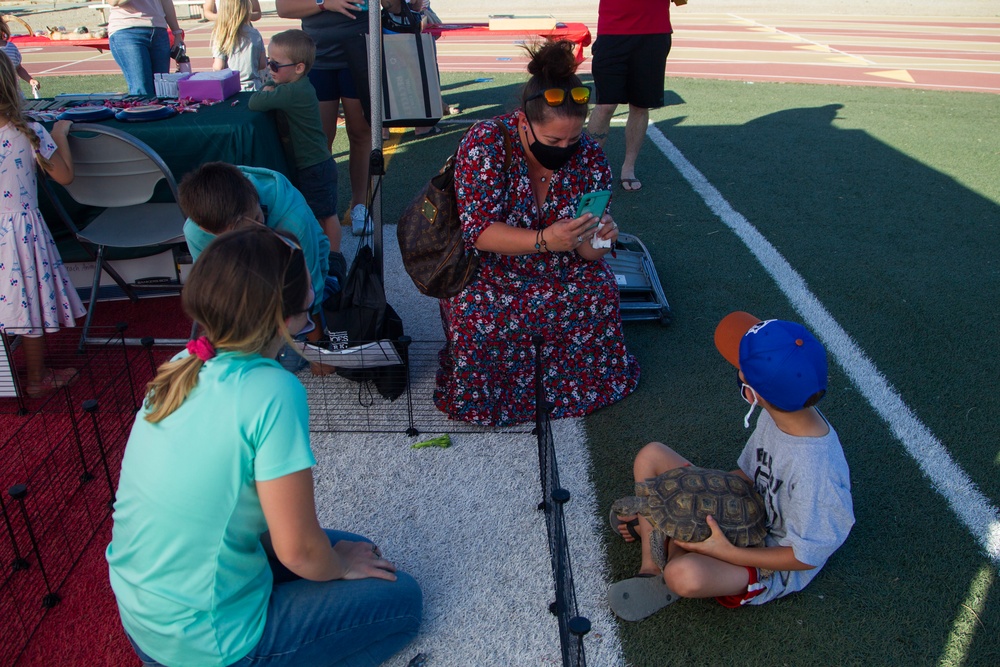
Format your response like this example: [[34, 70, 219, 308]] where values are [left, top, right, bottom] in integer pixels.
[[586, 0, 675, 192]]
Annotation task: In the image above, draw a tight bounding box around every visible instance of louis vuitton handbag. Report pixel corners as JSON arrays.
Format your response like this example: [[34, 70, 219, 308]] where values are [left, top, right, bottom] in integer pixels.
[[397, 122, 510, 299]]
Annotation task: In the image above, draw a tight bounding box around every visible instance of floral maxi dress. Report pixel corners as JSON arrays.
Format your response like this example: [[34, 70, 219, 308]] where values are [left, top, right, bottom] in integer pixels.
[[434, 113, 640, 426], [0, 122, 86, 335]]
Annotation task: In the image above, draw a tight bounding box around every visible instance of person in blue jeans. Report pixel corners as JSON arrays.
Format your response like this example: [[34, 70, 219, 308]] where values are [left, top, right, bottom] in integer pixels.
[[107, 0, 185, 95], [106, 226, 422, 666]]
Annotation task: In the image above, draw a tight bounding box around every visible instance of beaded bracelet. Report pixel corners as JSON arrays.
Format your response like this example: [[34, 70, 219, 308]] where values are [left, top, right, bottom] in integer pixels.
[[534, 228, 548, 253]]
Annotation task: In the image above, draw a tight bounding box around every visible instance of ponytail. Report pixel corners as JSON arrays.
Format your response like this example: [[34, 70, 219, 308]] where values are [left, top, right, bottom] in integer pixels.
[[142, 227, 309, 423]]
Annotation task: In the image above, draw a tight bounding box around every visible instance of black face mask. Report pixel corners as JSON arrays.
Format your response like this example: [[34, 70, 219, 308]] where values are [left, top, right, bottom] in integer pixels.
[[526, 117, 581, 172]]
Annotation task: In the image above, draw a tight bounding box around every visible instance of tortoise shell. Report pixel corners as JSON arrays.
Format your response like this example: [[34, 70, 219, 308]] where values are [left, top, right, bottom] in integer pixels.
[[639, 466, 768, 547]]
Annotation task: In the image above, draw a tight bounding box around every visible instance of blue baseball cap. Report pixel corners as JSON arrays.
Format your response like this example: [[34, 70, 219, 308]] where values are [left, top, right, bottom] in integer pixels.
[[714, 311, 828, 411]]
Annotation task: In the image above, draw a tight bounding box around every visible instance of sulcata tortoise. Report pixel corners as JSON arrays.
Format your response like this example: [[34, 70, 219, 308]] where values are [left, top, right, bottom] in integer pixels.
[[611, 465, 768, 570]]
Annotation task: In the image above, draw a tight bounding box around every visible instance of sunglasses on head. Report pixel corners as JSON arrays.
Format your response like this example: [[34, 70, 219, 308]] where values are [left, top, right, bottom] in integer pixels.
[[266, 59, 297, 73], [525, 86, 592, 107], [272, 231, 301, 253], [272, 231, 314, 331]]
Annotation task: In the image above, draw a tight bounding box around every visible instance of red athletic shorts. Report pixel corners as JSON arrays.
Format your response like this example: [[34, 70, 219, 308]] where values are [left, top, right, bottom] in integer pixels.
[[715, 566, 767, 608]]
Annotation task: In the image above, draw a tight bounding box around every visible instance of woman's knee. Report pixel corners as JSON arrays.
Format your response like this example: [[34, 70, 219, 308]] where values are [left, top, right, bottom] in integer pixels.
[[393, 571, 423, 623], [345, 121, 371, 146]]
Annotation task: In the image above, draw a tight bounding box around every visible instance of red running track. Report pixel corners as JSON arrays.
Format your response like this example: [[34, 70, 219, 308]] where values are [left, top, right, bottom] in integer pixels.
[[17, 12, 1000, 94]]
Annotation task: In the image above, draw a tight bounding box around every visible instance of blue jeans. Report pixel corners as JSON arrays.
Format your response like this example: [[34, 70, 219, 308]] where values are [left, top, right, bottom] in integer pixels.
[[128, 530, 422, 666], [109, 27, 170, 96]]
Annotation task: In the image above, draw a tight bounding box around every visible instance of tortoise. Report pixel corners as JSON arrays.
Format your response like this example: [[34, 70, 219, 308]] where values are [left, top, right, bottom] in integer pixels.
[[610, 466, 768, 570]]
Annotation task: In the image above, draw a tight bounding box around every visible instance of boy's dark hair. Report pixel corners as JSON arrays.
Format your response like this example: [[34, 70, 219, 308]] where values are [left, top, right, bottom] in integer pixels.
[[768, 390, 827, 413], [178, 162, 260, 234], [270, 29, 316, 74]]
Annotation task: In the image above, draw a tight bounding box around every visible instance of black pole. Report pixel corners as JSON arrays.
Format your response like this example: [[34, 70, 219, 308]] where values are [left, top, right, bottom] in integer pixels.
[[0, 492, 29, 572], [82, 399, 116, 508], [9, 485, 60, 608]]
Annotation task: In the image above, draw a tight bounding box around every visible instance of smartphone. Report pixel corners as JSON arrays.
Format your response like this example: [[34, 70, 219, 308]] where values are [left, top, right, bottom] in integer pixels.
[[576, 190, 611, 228]]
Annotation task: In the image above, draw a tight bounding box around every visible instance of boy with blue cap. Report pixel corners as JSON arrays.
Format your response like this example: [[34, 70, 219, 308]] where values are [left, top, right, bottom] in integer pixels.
[[609, 311, 854, 621]]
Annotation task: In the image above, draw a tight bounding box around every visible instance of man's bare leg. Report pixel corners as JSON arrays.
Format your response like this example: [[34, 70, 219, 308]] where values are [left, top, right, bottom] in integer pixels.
[[620, 104, 649, 189], [587, 103, 617, 149]]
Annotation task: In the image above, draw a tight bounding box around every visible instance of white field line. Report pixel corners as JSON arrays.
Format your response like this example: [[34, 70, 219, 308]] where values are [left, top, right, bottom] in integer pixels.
[[643, 123, 1000, 568], [36, 51, 109, 76]]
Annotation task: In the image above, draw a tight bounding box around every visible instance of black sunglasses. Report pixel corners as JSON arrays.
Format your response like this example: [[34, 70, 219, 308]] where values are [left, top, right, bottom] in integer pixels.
[[266, 59, 298, 73], [525, 86, 592, 107]]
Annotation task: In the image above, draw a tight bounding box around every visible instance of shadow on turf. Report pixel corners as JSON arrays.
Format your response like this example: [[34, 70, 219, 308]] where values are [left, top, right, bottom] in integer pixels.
[[590, 102, 1000, 666]]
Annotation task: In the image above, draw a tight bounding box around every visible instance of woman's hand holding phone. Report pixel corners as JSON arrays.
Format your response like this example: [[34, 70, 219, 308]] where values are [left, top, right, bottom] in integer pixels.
[[575, 190, 615, 249]]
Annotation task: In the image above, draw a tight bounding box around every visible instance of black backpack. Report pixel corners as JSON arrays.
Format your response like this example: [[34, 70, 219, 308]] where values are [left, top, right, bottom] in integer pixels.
[[322, 245, 407, 401]]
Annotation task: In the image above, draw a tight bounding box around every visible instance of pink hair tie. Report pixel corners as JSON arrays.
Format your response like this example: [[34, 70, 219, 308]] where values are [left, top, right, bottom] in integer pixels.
[[186, 336, 216, 362]]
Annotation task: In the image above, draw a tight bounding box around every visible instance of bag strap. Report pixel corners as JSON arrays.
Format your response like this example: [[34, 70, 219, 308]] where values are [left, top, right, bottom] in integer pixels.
[[444, 118, 513, 188], [413, 32, 432, 118], [497, 121, 512, 172]]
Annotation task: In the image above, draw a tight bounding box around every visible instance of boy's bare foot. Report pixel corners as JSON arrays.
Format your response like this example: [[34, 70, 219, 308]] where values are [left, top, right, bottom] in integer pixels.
[[609, 508, 641, 542]]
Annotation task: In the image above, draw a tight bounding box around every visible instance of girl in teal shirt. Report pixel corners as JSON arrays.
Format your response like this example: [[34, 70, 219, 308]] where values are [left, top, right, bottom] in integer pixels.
[[107, 227, 421, 666]]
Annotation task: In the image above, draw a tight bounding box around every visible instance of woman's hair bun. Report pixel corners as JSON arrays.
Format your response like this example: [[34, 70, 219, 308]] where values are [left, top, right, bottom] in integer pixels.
[[525, 40, 579, 83]]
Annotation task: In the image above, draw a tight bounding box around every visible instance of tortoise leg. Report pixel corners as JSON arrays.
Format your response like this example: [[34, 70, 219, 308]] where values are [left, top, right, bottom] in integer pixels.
[[649, 529, 668, 570]]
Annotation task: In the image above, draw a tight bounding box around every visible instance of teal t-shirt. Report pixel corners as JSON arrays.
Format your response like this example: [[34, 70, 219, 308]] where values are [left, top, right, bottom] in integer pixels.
[[182, 165, 330, 315], [106, 351, 316, 667]]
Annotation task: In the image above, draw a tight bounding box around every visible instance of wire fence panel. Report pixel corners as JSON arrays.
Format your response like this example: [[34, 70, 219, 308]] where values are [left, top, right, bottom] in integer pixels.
[[1, 330, 590, 667], [0, 327, 165, 666]]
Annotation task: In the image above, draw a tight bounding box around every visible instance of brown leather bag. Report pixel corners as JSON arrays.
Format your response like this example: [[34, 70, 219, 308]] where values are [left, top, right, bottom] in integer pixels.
[[397, 122, 511, 299]]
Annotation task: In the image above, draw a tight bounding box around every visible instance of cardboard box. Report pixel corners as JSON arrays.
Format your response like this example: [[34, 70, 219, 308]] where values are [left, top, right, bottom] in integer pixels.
[[154, 72, 192, 98], [488, 15, 557, 31], [178, 70, 240, 102]]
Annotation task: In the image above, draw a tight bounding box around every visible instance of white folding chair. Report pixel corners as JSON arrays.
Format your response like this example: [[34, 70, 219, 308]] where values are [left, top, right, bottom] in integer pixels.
[[41, 124, 186, 351]]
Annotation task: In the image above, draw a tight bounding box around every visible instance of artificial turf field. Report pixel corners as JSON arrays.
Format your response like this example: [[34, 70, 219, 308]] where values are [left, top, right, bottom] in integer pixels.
[[32, 71, 999, 666], [356, 73, 1000, 667]]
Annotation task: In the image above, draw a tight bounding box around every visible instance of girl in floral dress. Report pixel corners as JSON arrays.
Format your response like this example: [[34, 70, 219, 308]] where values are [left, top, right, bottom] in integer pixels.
[[0, 53, 85, 397], [434, 41, 640, 426]]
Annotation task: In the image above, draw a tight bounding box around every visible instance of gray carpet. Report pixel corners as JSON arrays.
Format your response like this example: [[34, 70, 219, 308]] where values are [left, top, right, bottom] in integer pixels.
[[302, 225, 624, 666]]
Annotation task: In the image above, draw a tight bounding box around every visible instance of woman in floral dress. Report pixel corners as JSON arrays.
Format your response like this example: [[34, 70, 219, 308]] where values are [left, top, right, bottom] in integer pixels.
[[434, 41, 640, 426]]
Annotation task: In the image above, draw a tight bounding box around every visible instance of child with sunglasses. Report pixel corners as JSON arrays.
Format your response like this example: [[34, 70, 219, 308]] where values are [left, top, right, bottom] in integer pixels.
[[107, 226, 422, 666], [608, 312, 854, 621], [249, 30, 342, 252]]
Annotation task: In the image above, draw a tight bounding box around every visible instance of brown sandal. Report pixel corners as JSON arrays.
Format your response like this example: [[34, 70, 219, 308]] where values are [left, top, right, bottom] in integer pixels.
[[26, 367, 77, 398]]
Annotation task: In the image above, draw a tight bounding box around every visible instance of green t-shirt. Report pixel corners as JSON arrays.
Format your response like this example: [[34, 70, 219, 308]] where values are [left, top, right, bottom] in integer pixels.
[[106, 351, 316, 667], [248, 77, 331, 170]]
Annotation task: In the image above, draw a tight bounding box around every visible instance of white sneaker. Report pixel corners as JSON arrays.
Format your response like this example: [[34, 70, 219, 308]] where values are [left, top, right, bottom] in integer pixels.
[[351, 204, 369, 237]]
